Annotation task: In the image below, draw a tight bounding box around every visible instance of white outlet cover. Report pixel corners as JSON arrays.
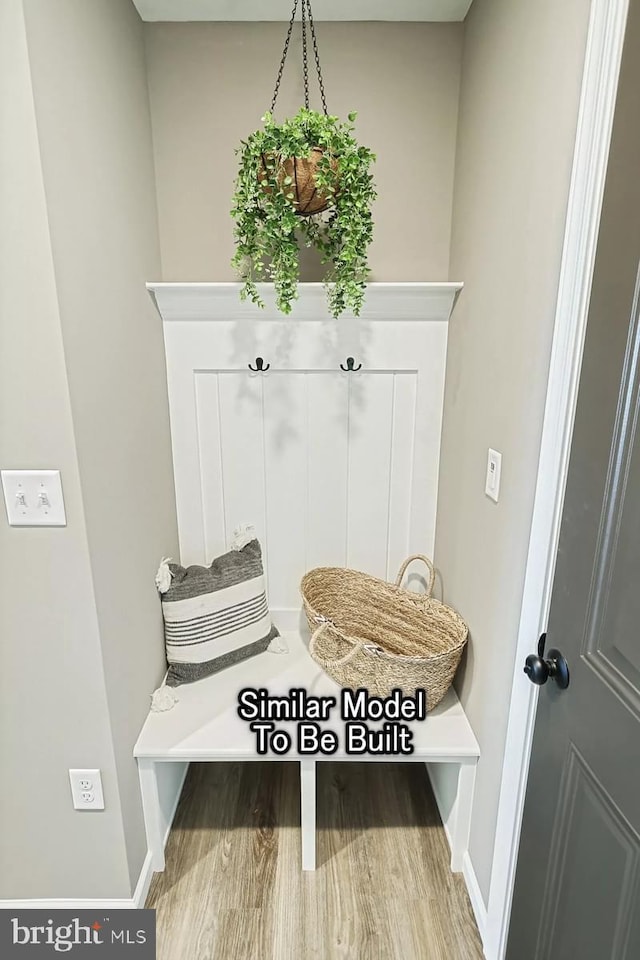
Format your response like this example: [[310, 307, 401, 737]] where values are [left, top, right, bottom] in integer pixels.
[[1, 470, 66, 526], [69, 769, 105, 811]]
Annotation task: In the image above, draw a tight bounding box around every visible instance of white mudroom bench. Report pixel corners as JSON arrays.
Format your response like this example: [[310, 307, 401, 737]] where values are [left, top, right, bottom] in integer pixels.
[[137, 280, 478, 874], [134, 626, 479, 874]]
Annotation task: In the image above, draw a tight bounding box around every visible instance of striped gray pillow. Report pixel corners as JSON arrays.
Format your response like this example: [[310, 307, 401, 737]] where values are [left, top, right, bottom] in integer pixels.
[[156, 539, 279, 686]]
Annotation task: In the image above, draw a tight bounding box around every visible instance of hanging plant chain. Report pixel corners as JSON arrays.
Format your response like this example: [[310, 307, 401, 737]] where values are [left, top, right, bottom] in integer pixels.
[[270, 0, 299, 114], [301, 0, 309, 108], [270, 0, 328, 115], [305, 0, 329, 115]]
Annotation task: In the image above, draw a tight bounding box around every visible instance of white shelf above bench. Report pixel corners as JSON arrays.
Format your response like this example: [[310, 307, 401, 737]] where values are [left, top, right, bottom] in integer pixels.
[[147, 280, 463, 323]]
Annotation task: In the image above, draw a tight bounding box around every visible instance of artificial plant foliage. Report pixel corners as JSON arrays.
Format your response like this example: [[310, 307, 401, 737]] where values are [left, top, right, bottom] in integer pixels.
[[231, 107, 376, 318]]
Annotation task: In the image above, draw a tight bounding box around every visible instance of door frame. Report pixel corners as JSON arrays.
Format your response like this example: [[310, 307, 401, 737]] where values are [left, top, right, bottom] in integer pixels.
[[482, 0, 631, 957]]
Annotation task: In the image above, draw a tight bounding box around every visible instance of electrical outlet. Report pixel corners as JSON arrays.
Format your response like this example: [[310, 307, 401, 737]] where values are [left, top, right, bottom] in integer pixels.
[[69, 769, 104, 811]]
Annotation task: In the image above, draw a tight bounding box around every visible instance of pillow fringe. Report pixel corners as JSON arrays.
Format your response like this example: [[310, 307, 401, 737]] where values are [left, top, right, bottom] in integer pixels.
[[150, 672, 179, 712], [268, 635, 289, 654], [155, 557, 174, 594], [231, 522, 257, 550]]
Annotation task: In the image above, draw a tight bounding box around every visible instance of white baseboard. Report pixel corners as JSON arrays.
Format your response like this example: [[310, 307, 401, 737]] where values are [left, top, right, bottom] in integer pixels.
[[2, 853, 156, 912], [131, 850, 155, 909], [0, 897, 142, 910], [1, 763, 189, 911], [463, 850, 490, 958]]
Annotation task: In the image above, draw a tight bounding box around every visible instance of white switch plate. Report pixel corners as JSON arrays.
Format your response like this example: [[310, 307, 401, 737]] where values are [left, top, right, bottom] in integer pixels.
[[485, 449, 502, 502], [1, 470, 66, 526], [69, 769, 105, 811]]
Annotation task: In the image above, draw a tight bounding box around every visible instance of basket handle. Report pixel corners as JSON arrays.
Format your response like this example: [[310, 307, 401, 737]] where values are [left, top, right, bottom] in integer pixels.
[[308, 620, 363, 670], [394, 554, 436, 597]]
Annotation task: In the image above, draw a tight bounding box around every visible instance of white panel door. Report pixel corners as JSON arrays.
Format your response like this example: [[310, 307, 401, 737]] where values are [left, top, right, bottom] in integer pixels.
[[163, 316, 447, 615]]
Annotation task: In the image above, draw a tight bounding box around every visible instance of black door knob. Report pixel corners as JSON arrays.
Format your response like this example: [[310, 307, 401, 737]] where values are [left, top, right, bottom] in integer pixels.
[[524, 654, 549, 685], [524, 634, 570, 689]]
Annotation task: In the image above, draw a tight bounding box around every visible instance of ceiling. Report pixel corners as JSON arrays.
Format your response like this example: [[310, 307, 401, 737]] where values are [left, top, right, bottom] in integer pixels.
[[132, 1, 474, 22]]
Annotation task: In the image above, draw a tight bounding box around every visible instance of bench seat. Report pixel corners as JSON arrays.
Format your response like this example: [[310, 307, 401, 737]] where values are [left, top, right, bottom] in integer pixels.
[[134, 629, 479, 871]]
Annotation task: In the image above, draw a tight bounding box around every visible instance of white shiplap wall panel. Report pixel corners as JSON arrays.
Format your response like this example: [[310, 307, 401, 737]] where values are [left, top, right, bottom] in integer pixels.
[[163, 323, 207, 563], [263, 374, 308, 610], [217, 373, 268, 579], [406, 319, 449, 561], [305, 373, 350, 571], [387, 373, 418, 582], [194, 372, 226, 558], [346, 374, 394, 577], [153, 283, 460, 615]]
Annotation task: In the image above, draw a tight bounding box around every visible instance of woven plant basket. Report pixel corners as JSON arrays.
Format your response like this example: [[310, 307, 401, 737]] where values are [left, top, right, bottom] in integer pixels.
[[260, 148, 338, 216], [301, 555, 468, 710]]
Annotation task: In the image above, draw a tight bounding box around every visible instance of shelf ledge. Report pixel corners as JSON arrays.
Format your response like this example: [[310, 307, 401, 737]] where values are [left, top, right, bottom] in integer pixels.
[[146, 281, 464, 323]]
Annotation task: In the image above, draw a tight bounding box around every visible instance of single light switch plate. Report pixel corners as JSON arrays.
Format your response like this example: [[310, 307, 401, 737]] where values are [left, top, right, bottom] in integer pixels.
[[69, 769, 105, 811], [485, 449, 502, 502], [1, 470, 67, 526]]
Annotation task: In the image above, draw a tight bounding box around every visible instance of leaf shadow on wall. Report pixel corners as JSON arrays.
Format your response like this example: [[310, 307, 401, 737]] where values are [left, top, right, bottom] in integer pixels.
[[227, 315, 373, 455]]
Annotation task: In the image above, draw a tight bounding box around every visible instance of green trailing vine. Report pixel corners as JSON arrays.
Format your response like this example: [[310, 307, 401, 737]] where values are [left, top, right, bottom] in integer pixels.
[[231, 107, 376, 318]]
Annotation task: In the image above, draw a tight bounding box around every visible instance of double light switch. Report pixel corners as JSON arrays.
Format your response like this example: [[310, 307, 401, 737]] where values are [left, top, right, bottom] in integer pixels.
[[1, 470, 67, 526]]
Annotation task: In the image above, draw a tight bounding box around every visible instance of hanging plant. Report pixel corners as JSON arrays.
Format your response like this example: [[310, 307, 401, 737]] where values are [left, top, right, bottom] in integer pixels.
[[230, 0, 376, 319]]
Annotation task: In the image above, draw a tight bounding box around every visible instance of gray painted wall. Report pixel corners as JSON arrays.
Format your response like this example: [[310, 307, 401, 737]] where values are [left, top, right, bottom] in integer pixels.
[[0, 0, 130, 900], [22, 0, 180, 893], [434, 0, 591, 904], [143, 21, 463, 281]]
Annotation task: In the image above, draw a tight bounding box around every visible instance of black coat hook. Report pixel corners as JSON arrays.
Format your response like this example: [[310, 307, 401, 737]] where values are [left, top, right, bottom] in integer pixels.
[[340, 357, 362, 372], [248, 357, 270, 372]]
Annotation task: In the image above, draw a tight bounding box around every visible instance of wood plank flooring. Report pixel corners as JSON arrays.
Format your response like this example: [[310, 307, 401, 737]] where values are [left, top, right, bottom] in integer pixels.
[[146, 762, 483, 960]]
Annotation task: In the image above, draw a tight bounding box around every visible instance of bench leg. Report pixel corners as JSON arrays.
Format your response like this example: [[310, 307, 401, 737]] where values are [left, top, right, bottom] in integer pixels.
[[450, 760, 477, 872], [300, 759, 316, 871], [138, 758, 165, 872]]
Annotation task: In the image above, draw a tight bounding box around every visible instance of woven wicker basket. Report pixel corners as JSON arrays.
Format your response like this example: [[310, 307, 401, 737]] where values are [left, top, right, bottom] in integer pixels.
[[301, 555, 468, 711]]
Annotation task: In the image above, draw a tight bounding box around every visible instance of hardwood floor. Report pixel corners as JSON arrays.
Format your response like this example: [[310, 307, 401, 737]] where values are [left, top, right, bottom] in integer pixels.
[[146, 762, 484, 960]]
